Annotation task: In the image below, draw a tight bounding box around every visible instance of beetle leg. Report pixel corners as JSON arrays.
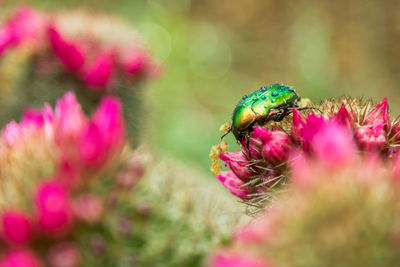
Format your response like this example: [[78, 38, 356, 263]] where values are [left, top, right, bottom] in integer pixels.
[[220, 127, 232, 140], [268, 108, 289, 122], [245, 131, 252, 157]]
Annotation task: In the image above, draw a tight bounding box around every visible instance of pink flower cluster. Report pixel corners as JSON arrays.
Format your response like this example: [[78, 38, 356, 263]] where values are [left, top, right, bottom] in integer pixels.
[[0, 92, 126, 266], [217, 98, 399, 202], [0, 6, 157, 91], [212, 119, 400, 267]]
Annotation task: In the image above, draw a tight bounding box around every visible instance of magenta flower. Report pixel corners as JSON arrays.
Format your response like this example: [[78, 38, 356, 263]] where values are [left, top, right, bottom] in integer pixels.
[[332, 103, 355, 129], [220, 151, 256, 181], [354, 123, 387, 151], [363, 97, 390, 131], [212, 250, 269, 267], [2, 211, 32, 244], [300, 114, 326, 152], [82, 52, 115, 89], [122, 52, 148, 76], [35, 182, 72, 233], [0, 250, 42, 267], [212, 97, 400, 206], [48, 27, 85, 71], [217, 171, 251, 199], [0, 7, 43, 56], [79, 96, 125, 168], [54, 92, 87, 146], [1, 121, 24, 146], [311, 123, 356, 167], [251, 127, 292, 165], [21, 109, 45, 128], [290, 108, 307, 143]]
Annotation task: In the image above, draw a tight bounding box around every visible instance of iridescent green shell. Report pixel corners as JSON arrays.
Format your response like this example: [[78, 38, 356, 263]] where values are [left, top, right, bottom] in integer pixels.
[[231, 83, 299, 140]]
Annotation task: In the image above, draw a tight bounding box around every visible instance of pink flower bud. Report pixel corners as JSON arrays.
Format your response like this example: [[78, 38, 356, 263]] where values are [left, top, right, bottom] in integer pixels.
[[291, 109, 307, 143], [48, 27, 85, 71], [54, 92, 87, 145], [302, 114, 326, 152], [21, 109, 44, 128], [1, 121, 23, 146], [333, 104, 354, 129], [0, 7, 44, 56], [72, 194, 103, 223], [217, 171, 251, 199], [355, 123, 387, 151], [219, 151, 256, 181], [79, 96, 125, 168], [6, 7, 43, 46], [311, 123, 356, 168], [122, 52, 148, 76], [0, 250, 42, 267], [364, 97, 390, 132], [47, 242, 81, 267], [212, 250, 269, 267], [251, 127, 291, 165], [2, 211, 32, 244], [35, 182, 72, 233], [82, 52, 115, 89]]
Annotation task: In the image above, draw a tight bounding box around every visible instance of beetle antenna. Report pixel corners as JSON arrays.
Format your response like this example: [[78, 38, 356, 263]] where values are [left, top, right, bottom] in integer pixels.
[[221, 128, 231, 140], [296, 106, 322, 114]]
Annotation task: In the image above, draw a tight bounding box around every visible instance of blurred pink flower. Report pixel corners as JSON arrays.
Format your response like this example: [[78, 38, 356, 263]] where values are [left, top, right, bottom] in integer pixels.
[[83, 52, 115, 89], [217, 171, 251, 199], [0, 7, 44, 56], [35, 182, 72, 233], [79, 96, 125, 168], [311, 122, 356, 167], [21, 109, 44, 128], [48, 27, 85, 71], [2, 211, 32, 244], [54, 92, 87, 146], [212, 250, 269, 267], [0, 250, 42, 267], [220, 151, 256, 181], [122, 52, 148, 76], [1, 121, 24, 146], [301, 114, 325, 152]]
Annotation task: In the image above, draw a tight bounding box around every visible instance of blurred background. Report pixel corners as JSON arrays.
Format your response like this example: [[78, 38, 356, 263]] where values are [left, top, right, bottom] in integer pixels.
[[3, 0, 400, 172]]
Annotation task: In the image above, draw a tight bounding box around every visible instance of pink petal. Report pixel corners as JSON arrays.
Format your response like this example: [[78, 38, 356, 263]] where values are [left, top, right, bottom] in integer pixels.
[[0, 250, 42, 267], [2, 211, 32, 244], [48, 27, 85, 71], [217, 171, 250, 199], [82, 52, 115, 89], [35, 182, 72, 233]]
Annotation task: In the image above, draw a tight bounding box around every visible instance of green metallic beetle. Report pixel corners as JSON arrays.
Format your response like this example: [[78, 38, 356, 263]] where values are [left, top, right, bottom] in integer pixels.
[[224, 83, 300, 143]]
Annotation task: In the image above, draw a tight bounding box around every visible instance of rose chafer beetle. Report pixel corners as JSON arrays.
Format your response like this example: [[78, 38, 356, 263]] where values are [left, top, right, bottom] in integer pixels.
[[223, 83, 300, 143]]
